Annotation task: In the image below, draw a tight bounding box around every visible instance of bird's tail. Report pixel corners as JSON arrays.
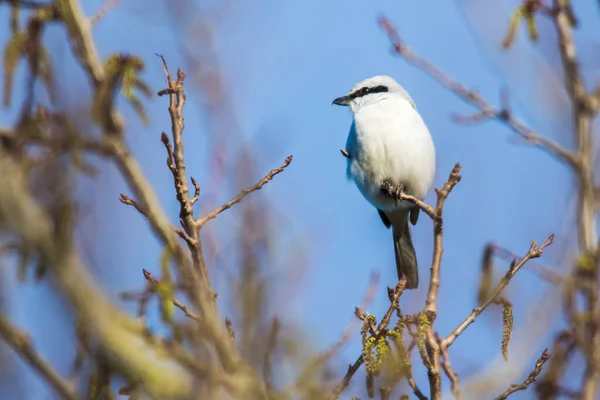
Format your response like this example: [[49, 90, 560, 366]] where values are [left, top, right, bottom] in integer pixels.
[[391, 211, 418, 289]]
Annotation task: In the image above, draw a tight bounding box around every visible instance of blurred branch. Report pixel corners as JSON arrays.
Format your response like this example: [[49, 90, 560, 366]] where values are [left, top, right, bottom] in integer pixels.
[[288, 272, 380, 398], [0, 0, 51, 8], [0, 315, 77, 400], [494, 348, 550, 400], [0, 127, 114, 156], [377, 16, 580, 170], [0, 150, 195, 398], [1, 1, 273, 394], [442, 235, 554, 349], [550, 1, 600, 398], [195, 155, 293, 228], [263, 317, 280, 394], [89, 0, 121, 25], [140, 269, 199, 322], [56, 0, 105, 86]]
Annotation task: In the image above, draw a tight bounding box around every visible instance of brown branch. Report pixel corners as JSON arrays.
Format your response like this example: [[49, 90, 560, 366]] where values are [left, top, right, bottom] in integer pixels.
[[494, 348, 550, 399], [263, 317, 280, 393], [425, 163, 461, 314], [422, 164, 461, 400], [309, 273, 379, 366], [225, 317, 236, 343], [329, 278, 407, 399], [549, 2, 600, 398], [141, 269, 199, 321], [381, 182, 436, 220], [0, 128, 115, 156], [89, 0, 121, 25], [0, 0, 52, 9], [195, 155, 293, 228], [382, 165, 461, 400], [119, 193, 147, 216], [155, 56, 215, 295], [408, 378, 428, 400], [442, 235, 554, 349], [490, 243, 562, 284], [190, 177, 200, 205], [436, 333, 461, 400], [0, 315, 77, 400], [377, 16, 580, 170]]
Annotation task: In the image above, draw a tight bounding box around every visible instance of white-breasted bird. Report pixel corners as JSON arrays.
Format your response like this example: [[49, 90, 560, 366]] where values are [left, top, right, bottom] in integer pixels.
[[333, 75, 436, 289]]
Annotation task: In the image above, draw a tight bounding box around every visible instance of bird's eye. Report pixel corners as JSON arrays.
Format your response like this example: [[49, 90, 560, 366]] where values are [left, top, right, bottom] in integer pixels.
[[360, 87, 370, 95]]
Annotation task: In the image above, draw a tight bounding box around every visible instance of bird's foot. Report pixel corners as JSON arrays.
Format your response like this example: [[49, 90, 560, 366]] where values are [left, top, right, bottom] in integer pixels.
[[381, 181, 405, 205]]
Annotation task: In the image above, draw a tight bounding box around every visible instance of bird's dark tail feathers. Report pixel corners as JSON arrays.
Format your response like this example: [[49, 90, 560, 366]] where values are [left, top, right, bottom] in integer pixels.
[[392, 211, 418, 289]]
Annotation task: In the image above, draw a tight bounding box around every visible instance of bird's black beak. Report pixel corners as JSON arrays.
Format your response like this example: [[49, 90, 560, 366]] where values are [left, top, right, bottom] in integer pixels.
[[332, 95, 351, 106]]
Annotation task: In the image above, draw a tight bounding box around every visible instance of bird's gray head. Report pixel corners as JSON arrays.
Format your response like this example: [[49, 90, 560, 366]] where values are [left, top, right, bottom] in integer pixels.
[[332, 75, 416, 113]]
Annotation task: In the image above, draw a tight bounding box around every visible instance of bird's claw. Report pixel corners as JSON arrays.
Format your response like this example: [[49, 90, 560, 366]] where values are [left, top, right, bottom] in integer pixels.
[[381, 181, 405, 205]]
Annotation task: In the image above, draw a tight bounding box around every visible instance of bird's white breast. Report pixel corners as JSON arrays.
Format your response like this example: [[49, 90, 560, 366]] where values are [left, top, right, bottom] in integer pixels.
[[345, 97, 435, 212]]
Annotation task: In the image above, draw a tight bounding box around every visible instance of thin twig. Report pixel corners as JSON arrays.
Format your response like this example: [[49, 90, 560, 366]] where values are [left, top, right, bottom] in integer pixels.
[[377, 16, 580, 170], [308, 273, 379, 366], [490, 243, 562, 284], [190, 177, 200, 205], [0, 315, 77, 400], [119, 193, 147, 216], [196, 155, 293, 228], [442, 235, 554, 349], [408, 377, 429, 400], [141, 269, 199, 321], [329, 278, 407, 399], [89, 0, 121, 25], [494, 348, 550, 399], [436, 333, 461, 400]]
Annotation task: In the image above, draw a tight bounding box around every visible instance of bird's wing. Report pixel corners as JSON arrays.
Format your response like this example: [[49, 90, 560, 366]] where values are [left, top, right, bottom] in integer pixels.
[[378, 209, 391, 228], [410, 207, 419, 225]]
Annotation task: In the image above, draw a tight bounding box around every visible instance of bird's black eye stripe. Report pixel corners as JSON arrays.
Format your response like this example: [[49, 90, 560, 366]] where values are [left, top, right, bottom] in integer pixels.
[[349, 85, 388, 99]]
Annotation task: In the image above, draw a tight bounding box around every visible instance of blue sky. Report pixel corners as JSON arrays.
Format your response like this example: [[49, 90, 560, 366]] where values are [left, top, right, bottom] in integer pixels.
[[1, 0, 599, 398]]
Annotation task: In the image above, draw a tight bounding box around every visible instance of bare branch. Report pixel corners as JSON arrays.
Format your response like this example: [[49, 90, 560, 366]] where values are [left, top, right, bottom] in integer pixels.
[[329, 278, 407, 399], [377, 16, 580, 170], [494, 348, 550, 399], [0, 315, 77, 400], [89, 0, 121, 26], [0, 151, 195, 398], [442, 235, 554, 349], [196, 155, 293, 228], [490, 243, 562, 284], [190, 177, 200, 205], [436, 333, 461, 400], [141, 269, 199, 322], [263, 317, 280, 393], [381, 182, 436, 220]]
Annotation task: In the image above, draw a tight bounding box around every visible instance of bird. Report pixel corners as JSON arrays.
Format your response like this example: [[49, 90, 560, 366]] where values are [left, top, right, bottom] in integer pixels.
[[332, 75, 436, 289]]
